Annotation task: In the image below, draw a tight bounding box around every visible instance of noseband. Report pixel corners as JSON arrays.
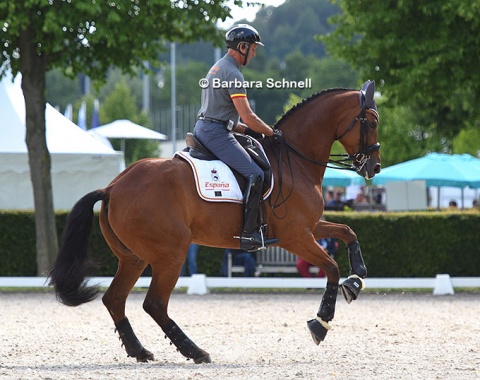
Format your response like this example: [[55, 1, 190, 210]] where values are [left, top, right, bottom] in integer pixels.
[[332, 108, 380, 172]]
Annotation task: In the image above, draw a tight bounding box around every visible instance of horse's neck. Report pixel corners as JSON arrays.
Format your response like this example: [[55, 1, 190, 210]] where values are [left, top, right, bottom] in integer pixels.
[[281, 99, 337, 164]]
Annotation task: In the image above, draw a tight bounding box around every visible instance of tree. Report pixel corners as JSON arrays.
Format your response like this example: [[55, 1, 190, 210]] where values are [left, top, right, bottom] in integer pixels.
[[0, 0, 238, 274], [376, 104, 437, 167], [452, 128, 480, 157], [243, 50, 359, 124], [253, 0, 339, 60], [46, 68, 82, 110], [320, 0, 480, 149], [100, 80, 158, 164], [156, 60, 210, 106]]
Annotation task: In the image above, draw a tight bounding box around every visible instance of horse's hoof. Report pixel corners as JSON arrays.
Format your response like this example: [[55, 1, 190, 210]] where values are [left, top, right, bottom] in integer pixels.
[[136, 348, 155, 362], [307, 317, 331, 345], [193, 349, 212, 364], [340, 275, 365, 304]]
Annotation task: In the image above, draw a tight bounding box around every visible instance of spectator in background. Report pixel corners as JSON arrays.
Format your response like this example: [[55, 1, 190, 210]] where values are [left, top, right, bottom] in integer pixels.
[[326, 191, 344, 211], [296, 238, 338, 278], [221, 248, 257, 277], [448, 200, 458, 209], [355, 192, 369, 206], [324, 189, 334, 204], [472, 199, 479, 210], [180, 244, 199, 276]]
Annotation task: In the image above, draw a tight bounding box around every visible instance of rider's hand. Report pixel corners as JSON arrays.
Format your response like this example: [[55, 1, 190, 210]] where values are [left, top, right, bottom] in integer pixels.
[[266, 127, 275, 137], [244, 128, 264, 139]]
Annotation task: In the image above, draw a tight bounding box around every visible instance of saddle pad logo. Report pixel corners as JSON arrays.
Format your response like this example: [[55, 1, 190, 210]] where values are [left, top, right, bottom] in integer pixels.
[[206, 168, 230, 196], [211, 168, 219, 181]]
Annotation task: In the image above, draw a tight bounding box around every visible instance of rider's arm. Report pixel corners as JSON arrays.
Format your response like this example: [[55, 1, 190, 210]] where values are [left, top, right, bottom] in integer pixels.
[[233, 122, 247, 134], [232, 96, 274, 137]]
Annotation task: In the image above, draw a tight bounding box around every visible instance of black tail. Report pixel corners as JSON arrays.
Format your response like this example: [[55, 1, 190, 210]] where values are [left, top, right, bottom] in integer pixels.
[[48, 189, 105, 306]]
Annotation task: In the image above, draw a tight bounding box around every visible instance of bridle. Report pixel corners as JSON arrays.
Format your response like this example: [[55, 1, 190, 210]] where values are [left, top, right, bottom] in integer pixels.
[[331, 107, 380, 172], [280, 106, 380, 173]]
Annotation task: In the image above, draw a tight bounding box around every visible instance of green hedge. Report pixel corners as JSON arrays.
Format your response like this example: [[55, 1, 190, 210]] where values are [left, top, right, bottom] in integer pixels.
[[0, 212, 37, 276], [323, 211, 480, 277], [1, 211, 479, 277]]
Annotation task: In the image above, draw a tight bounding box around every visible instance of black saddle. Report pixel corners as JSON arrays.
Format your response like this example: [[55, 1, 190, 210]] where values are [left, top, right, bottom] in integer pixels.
[[184, 132, 272, 192]]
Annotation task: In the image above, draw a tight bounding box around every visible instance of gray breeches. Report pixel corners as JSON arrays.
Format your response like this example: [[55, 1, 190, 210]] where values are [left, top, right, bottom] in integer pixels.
[[193, 120, 264, 180]]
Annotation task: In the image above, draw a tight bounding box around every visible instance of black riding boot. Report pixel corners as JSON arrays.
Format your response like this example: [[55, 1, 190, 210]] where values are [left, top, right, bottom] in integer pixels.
[[239, 174, 279, 251]]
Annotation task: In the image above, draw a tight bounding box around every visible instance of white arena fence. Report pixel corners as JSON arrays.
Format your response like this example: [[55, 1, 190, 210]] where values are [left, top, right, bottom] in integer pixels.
[[1, 275, 480, 296]]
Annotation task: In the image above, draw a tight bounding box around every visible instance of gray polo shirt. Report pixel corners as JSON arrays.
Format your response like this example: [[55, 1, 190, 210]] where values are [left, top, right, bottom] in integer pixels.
[[197, 54, 246, 125]]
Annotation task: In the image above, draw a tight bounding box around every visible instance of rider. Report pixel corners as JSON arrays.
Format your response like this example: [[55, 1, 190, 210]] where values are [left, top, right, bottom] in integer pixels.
[[193, 24, 279, 251]]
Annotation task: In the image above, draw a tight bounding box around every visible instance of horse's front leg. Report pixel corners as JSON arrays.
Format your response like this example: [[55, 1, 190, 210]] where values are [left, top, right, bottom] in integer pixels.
[[307, 281, 338, 345], [313, 220, 367, 303], [341, 240, 367, 303], [286, 239, 340, 345]]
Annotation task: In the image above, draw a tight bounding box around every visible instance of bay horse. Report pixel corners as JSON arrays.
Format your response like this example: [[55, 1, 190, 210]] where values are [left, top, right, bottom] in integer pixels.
[[48, 80, 381, 364]]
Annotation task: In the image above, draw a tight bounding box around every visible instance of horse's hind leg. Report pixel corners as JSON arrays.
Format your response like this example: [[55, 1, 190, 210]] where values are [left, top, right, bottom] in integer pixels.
[[102, 257, 154, 362], [100, 207, 154, 362], [143, 263, 212, 364]]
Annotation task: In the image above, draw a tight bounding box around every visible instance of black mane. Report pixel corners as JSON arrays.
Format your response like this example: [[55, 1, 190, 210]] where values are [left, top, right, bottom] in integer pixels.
[[274, 87, 352, 129]]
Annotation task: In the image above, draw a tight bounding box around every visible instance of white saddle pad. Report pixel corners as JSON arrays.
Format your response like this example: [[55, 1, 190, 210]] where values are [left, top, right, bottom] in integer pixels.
[[175, 150, 273, 204]]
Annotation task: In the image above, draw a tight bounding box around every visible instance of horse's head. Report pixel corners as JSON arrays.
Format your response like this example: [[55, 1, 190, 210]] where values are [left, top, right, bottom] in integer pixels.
[[336, 80, 381, 179]]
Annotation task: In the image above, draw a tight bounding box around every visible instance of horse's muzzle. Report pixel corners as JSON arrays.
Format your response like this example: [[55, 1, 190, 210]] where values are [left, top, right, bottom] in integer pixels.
[[359, 159, 381, 180]]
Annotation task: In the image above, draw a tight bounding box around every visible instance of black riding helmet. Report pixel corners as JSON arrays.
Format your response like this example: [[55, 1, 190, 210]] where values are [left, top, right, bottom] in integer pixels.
[[225, 24, 264, 49], [225, 24, 264, 65]]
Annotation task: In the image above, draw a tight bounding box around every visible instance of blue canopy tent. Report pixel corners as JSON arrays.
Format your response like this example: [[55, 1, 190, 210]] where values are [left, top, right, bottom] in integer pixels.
[[371, 153, 480, 208], [323, 166, 366, 187]]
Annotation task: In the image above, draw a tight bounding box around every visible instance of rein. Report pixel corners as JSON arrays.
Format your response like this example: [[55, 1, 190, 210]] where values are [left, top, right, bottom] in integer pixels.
[[283, 141, 354, 170]]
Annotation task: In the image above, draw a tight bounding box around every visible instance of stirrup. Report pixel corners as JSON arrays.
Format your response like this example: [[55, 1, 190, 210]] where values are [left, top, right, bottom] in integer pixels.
[[234, 228, 279, 252]]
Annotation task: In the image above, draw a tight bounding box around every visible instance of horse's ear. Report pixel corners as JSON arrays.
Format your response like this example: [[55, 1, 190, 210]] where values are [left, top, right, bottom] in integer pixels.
[[359, 80, 376, 110]]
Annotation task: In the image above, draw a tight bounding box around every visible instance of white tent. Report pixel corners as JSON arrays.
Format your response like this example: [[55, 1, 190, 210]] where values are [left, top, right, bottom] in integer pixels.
[[88, 119, 167, 153], [0, 72, 125, 210], [89, 119, 167, 140]]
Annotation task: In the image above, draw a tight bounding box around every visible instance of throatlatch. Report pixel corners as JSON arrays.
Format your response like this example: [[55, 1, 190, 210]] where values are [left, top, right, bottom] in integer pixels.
[[162, 319, 211, 364], [115, 317, 154, 362]]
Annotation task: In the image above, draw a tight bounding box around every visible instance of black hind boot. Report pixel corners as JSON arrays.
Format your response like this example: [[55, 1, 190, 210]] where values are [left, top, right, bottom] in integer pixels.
[[239, 174, 279, 251]]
